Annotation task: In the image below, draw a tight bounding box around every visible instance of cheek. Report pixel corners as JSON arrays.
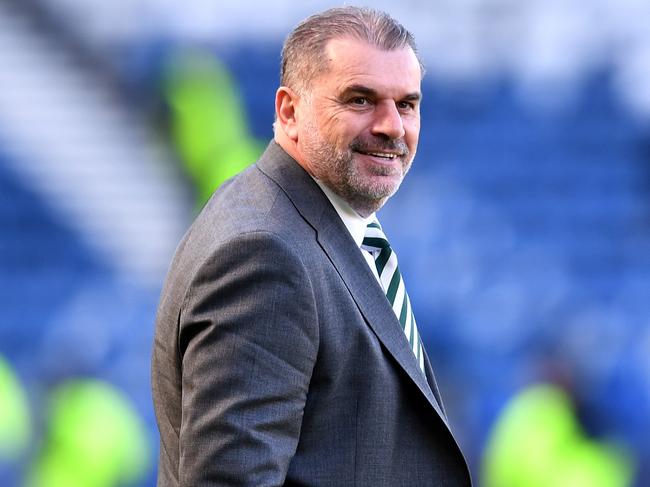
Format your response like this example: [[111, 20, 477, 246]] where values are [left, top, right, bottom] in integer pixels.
[[328, 112, 367, 136], [324, 122, 356, 148], [405, 123, 420, 150]]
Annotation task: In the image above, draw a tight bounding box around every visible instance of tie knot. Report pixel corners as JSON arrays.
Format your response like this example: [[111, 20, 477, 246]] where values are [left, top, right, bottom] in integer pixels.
[[361, 221, 390, 251]]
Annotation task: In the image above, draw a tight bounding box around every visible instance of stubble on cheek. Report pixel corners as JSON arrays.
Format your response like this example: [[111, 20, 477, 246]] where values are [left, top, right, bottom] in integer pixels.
[[299, 115, 414, 212]]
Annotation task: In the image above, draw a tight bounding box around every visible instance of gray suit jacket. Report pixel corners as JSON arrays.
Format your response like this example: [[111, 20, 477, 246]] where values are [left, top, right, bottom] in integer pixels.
[[152, 142, 471, 486]]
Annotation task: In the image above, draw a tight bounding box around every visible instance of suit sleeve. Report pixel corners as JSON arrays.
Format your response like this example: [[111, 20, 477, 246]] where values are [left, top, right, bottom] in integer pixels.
[[177, 231, 319, 486]]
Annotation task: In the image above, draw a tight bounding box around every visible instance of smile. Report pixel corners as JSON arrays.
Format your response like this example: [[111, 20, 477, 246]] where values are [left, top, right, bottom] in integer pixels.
[[356, 150, 400, 160]]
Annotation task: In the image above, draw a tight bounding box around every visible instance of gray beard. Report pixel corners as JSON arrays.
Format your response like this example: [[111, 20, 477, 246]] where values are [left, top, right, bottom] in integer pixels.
[[305, 137, 411, 217]]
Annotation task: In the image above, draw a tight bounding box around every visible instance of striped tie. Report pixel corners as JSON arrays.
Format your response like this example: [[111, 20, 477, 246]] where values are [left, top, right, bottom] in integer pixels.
[[362, 222, 425, 373]]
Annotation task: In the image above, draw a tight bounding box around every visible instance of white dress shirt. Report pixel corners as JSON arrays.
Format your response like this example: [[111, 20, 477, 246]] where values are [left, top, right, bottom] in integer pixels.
[[313, 179, 382, 284], [314, 178, 427, 375]]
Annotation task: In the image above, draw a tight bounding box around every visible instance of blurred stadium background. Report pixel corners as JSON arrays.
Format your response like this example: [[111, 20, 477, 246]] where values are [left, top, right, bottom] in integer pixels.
[[1, 0, 649, 485]]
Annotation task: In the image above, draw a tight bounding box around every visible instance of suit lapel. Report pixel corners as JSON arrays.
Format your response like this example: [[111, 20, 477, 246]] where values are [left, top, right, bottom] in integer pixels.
[[317, 215, 449, 424], [257, 142, 449, 425]]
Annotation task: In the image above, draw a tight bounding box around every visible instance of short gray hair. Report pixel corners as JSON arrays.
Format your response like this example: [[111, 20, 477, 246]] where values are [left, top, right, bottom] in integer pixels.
[[280, 7, 423, 94]]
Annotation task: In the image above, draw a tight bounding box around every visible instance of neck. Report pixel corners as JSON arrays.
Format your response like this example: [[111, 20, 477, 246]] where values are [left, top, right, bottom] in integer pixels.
[[340, 192, 386, 218], [274, 133, 309, 173]]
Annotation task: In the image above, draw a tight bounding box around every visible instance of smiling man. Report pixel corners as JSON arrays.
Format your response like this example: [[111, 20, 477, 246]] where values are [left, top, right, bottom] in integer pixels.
[[279, 34, 421, 218], [152, 7, 471, 486]]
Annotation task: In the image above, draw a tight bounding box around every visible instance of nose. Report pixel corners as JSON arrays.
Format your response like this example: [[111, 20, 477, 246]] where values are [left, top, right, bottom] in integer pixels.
[[371, 101, 405, 140]]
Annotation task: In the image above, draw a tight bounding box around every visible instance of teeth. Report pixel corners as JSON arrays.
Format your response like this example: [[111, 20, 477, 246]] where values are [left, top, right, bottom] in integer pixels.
[[366, 152, 396, 159]]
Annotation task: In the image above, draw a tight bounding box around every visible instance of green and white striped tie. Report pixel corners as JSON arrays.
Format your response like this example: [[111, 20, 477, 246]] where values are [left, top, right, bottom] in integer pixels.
[[362, 221, 425, 373]]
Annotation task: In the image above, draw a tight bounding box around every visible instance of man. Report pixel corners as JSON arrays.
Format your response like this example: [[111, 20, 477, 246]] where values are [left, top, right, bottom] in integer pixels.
[[152, 6, 471, 486]]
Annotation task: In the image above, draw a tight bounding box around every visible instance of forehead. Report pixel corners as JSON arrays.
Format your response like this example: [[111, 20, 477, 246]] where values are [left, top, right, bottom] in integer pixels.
[[316, 37, 422, 96]]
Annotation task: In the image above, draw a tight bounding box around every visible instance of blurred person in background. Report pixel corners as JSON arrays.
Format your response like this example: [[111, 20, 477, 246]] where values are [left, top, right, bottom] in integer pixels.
[[152, 6, 470, 486]]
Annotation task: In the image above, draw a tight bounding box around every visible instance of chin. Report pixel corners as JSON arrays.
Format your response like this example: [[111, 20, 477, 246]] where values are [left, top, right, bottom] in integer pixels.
[[365, 175, 403, 197]]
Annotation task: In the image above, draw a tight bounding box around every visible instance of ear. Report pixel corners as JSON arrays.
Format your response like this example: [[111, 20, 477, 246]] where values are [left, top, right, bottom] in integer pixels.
[[275, 86, 300, 141]]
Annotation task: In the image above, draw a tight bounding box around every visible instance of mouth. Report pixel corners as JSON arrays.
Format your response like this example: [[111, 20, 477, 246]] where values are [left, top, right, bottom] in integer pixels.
[[354, 149, 402, 161]]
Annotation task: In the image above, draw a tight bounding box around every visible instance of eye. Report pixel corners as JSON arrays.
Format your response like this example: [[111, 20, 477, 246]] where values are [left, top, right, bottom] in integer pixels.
[[397, 100, 415, 111], [350, 97, 369, 106]]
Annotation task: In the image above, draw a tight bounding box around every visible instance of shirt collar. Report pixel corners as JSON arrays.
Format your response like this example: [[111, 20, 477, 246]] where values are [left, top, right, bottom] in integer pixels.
[[313, 178, 376, 247]]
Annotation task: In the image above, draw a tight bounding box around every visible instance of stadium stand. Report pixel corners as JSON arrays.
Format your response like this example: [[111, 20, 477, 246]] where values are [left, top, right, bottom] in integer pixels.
[[1, 1, 649, 485]]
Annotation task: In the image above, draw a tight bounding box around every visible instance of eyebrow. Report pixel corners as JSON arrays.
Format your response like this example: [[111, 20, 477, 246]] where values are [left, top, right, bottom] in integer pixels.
[[341, 84, 422, 103]]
